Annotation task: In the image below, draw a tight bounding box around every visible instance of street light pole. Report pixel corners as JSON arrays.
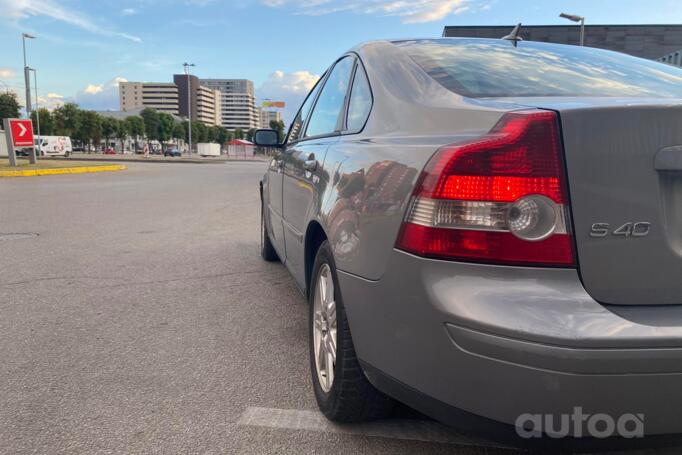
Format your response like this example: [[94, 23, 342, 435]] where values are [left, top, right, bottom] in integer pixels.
[[183, 62, 195, 156], [560, 13, 585, 46], [30, 68, 41, 158], [22, 33, 36, 116]]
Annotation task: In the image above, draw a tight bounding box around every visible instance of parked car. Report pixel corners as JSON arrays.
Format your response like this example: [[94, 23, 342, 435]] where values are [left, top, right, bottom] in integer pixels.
[[163, 148, 182, 157], [256, 37, 682, 440], [103, 148, 117, 155]]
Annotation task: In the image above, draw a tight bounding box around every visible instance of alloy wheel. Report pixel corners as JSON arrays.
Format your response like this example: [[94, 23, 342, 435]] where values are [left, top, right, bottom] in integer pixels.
[[313, 263, 337, 393]]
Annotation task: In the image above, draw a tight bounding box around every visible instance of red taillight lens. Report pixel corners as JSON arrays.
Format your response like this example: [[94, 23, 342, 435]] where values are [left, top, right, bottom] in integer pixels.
[[396, 110, 574, 267]]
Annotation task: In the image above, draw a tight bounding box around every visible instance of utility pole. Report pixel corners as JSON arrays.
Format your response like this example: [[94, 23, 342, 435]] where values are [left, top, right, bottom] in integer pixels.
[[560, 13, 585, 46], [22, 33, 36, 116], [183, 62, 195, 156], [30, 68, 41, 157]]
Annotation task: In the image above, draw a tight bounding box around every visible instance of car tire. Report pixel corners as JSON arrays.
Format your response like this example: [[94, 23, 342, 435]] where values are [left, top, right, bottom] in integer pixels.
[[261, 203, 279, 262], [309, 241, 394, 422]]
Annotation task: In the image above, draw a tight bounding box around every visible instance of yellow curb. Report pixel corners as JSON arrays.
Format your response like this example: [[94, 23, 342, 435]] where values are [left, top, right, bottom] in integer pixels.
[[0, 164, 127, 177]]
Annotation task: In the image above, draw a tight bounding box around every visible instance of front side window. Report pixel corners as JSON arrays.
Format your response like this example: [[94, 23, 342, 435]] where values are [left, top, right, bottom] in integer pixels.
[[287, 74, 324, 144], [305, 56, 355, 138], [346, 63, 372, 131]]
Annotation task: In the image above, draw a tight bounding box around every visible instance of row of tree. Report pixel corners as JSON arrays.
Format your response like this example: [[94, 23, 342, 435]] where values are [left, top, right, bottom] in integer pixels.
[[0, 92, 287, 151]]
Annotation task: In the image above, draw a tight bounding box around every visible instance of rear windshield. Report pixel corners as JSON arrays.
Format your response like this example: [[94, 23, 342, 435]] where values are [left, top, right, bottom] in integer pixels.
[[393, 39, 682, 98]]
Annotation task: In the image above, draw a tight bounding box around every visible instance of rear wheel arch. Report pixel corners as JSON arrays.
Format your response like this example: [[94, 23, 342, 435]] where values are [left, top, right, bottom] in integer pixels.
[[305, 221, 328, 298]]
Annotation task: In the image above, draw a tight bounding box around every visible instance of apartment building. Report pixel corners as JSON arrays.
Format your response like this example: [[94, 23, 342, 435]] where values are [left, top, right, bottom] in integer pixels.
[[119, 82, 179, 115], [258, 108, 282, 129], [199, 79, 259, 131], [173, 74, 221, 126]]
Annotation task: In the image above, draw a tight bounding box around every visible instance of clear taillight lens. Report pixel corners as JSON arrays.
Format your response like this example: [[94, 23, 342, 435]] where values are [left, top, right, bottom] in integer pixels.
[[396, 110, 575, 267]]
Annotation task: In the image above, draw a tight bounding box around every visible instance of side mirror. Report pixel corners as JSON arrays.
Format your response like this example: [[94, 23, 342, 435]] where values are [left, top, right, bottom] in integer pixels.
[[254, 129, 281, 147]]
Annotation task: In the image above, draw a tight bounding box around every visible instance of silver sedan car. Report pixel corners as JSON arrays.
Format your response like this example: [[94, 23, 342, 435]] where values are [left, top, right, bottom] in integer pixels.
[[256, 38, 682, 440]]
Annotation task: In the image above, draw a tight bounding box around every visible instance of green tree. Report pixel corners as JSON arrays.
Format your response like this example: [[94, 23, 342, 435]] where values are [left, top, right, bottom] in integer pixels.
[[157, 112, 175, 150], [216, 126, 229, 145], [207, 125, 219, 143], [195, 122, 208, 143], [246, 128, 256, 142], [234, 128, 244, 140], [116, 118, 129, 152], [124, 116, 145, 152], [269, 119, 285, 142], [77, 111, 102, 152], [101, 116, 118, 150], [53, 103, 81, 137], [172, 122, 185, 144], [140, 108, 160, 142], [0, 92, 21, 122], [31, 108, 55, 135]]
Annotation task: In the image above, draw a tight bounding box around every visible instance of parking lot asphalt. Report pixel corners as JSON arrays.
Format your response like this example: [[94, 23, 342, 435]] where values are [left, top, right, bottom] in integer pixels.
[[0, 162, 676, 454]]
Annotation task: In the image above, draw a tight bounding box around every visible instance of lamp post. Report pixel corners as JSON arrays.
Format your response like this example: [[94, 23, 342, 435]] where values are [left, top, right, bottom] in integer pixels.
[[29, 68, 41, 158], [22, 33, 36, 116], [183, 62, 195, 156], [560, 13, 585, 46]]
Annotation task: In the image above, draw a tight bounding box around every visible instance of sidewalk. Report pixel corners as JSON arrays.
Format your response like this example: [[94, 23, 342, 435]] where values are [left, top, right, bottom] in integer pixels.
[[44, 153, 270, 164]]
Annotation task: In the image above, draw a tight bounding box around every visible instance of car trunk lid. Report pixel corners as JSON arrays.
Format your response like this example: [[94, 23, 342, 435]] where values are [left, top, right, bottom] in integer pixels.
[[484, 97, 682, 305]]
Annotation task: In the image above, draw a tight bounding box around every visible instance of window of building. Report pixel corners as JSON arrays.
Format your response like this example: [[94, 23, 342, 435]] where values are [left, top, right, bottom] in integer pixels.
[[304, 56, 355, 138], [345, 62, 372, 132]]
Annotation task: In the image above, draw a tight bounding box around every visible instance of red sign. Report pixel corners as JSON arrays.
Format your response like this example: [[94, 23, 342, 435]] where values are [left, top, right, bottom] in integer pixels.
[[9, 119, 34, 148]]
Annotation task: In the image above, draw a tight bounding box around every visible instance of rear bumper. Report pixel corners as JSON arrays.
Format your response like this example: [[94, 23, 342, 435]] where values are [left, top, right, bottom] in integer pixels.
[[337, 250, 682, 437]]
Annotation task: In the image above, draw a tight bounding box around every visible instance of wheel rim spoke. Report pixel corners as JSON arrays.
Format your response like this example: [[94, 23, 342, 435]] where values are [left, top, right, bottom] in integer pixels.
[[325, 300, 336, 326], [312, 263, 337, 393]]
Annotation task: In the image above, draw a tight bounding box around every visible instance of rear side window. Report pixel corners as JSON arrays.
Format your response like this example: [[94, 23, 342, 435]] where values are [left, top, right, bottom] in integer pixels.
[[346, 63, 372, 132], [394, 39, 682, 98], [305, 56, 355, 138]]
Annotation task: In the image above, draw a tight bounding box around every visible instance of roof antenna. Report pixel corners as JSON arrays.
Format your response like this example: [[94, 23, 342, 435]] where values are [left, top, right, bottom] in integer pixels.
[[502, 23, 523, 47]]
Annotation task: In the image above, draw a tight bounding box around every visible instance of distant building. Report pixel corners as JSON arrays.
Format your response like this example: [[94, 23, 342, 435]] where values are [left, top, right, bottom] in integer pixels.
[[659, 49, 682, 67], [199, 79, 259, 131], [173, 74, 221, 126], [441, 25, 682, 60], [119, 82, 179, 115], [258, 108, 282, 129], [96, 108, 182, 122]]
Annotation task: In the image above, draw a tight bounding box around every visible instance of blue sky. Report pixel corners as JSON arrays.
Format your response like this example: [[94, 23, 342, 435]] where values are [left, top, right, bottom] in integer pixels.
[[1, 0, 681, 121]]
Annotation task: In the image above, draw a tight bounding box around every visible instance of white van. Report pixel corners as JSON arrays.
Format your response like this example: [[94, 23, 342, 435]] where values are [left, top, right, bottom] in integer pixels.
[[36, 136, 73, 157], [0, 130, 7, 157]]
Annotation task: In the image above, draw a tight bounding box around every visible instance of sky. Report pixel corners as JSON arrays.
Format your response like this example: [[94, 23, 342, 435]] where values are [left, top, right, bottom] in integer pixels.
[[1, 0, 681, 122]]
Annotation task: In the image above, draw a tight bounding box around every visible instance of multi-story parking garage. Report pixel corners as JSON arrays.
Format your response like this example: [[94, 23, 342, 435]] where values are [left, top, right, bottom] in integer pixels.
[[442, 24, 682, 60]]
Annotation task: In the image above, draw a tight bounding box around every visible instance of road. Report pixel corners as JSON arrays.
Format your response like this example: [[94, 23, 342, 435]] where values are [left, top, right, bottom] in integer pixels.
[[0, 163, 670, 454]]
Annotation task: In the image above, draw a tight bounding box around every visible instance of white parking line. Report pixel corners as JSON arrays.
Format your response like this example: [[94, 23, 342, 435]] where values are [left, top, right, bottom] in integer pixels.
[[238, 407, 508, 448]]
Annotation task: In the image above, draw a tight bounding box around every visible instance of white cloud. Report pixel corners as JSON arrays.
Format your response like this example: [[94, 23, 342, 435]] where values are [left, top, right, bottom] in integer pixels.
[[37, 92, 65, 110], [0, 0, 142, 42], [83, 84, 104, 95], [0, 68, 16, 79], [121, 8, 137, 15], [71, 77, 127, 110], [262, 0, 474, 23], [258, 70, 320, 124]]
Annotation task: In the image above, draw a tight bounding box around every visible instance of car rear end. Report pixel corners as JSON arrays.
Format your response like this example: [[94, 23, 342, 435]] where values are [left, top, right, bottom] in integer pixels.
[[343, 39, 682, 439]]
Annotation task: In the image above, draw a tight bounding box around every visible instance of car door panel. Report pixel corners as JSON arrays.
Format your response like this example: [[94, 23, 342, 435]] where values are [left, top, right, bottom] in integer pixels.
[[266, 151, 286, 260], [282, 139, 336, 289]]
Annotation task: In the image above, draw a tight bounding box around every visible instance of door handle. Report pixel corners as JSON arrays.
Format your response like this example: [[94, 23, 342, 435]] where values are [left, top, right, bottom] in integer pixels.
[[303, 154, 317, 172], [655, 146, 682, 171]]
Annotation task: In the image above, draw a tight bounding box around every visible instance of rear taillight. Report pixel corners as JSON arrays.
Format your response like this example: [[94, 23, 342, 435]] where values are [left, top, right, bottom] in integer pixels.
[[396, 110, 574, 267]]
